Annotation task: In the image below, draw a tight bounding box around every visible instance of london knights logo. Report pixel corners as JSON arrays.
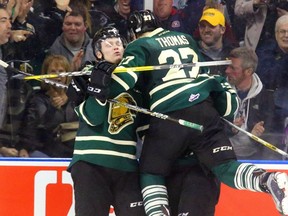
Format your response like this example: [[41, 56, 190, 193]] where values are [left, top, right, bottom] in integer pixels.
[[108, 93, 137, 134]]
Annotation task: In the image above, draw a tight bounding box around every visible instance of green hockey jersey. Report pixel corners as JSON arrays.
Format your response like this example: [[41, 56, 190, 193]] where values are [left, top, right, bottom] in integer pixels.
[[68, 90, 142, 172], [109, 27, 238, 117]]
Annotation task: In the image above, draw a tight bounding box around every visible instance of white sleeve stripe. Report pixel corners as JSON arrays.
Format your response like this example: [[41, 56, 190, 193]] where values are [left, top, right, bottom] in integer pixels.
[[150, 79, 208, 110], [149, 78, 195, 96], [75, 135, 137, 146], [73, 149, 136, 159], [112, 75, 130, 90], [223, 92, 232, 117], [78, 102, 95, 126], [112, 72, 137, 90]]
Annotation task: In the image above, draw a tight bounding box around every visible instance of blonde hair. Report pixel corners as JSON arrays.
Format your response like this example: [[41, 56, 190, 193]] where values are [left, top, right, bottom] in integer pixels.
[[41, 54, 71, 90]]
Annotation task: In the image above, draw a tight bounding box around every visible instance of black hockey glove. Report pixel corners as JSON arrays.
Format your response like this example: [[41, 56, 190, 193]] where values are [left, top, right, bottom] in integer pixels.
[[87, 61, 117, 101], [67, 76, 90, 106]]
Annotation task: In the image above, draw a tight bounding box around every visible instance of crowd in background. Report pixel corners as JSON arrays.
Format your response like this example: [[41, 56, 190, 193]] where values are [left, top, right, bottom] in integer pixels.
[[0, 0, 287, 160]]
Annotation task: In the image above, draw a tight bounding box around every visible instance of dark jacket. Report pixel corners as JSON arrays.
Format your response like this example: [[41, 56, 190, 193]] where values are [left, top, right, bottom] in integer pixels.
[[197, 39, 236, 76], [256, 39, 288, 91], [158, 1, 206, 36], [256, 39, 288, 131], [17, 90, 78, 157]]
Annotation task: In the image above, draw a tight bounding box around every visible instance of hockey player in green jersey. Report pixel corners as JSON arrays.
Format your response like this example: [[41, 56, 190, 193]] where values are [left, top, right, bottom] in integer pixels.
[[67, 26, 146, 216], [87, 10, 288, 216]]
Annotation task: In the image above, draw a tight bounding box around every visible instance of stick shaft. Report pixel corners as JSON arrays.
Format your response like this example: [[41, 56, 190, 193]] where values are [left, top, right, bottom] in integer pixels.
[[0, 59, 68, 89], [222, 118, 288, 157], [0, 58, 204, 132], [108, 99, 203, 132], [20, 60, 232, 80]]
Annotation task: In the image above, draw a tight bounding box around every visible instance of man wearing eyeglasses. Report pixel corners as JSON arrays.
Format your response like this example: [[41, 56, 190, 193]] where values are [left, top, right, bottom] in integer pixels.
[[257, 14, 288, 93], [235, 0, 288, 50], [256, 14, 288, 157]]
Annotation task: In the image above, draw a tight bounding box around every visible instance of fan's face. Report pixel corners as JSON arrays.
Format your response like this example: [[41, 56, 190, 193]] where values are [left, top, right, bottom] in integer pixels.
[[153, 0, 173, 21], [276, 23, 288, 53], [62, 15, 87, 44], [117, 0, 131, 17], [47, 62, 68, 84], [0, 9, 11, 45]]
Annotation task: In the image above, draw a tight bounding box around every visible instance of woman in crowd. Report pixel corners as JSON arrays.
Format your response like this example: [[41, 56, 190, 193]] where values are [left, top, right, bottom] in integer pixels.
[[17, 54, 78, 158]]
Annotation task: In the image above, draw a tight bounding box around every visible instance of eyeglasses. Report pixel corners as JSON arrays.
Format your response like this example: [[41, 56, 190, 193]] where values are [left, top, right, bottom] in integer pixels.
[[277, 29, 288, 36]]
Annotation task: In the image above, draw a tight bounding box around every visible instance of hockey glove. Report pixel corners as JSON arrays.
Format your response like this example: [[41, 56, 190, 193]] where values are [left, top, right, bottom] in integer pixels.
[[87, 61, 117, 101], [67, 76, 90, 106]]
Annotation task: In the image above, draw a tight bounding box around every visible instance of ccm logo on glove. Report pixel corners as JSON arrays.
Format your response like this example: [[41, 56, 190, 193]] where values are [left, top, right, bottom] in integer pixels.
[[87, 86, 102, 93]]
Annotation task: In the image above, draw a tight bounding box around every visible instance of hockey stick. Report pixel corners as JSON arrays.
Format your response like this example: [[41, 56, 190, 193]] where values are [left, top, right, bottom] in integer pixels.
[[221, 117, 288, 158], [108, 98, 204, 132], [0, 61, 204, 132], [0, 59, 68, 89], [17, 60, 232, 80]]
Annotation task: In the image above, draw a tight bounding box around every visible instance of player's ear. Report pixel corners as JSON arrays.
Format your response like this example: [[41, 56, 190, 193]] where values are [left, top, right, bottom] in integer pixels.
[[96, 51, 102, 60]]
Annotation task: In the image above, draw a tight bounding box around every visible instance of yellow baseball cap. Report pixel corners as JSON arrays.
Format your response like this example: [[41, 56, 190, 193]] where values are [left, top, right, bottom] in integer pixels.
[[199, 8, 225, 27]]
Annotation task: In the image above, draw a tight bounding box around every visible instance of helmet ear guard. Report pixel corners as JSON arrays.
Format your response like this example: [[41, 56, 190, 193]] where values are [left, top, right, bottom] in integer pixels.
[[128, 10, 159, 35]]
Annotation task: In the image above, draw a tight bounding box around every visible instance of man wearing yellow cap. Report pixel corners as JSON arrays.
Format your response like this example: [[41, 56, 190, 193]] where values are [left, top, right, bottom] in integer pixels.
[[198, 8, 237, 75], [200, 8, 226, 26]]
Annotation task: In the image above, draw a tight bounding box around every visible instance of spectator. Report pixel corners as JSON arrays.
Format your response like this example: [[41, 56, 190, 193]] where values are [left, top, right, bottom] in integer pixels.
[[33, 0, 72, 51], [48, 3, 94, 70], [225, 47, 280, 160], [86, 1, 110, 37], [0, 4, 20, 157], [256, 14, 288, 147], [0, 75, 32, 157], [0, 4, 12, 128], [32, 0, 55, 15], [104, 0, 133, 43], [114, 0, 131, 19], [153, 0, 206, 35], [3, 0, 72, 77], [198, 8, 236, 75], [225, 0, 246, 42], [69, 0, 108, 37], [235, 0, 288, 50], [17, 54, 78, 158], [4, 0, 37, 68]]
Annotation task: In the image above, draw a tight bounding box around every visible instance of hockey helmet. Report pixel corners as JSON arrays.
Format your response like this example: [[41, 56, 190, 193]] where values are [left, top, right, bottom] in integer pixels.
[[128, 10, 158, 35], [92, 26, 121, 57]]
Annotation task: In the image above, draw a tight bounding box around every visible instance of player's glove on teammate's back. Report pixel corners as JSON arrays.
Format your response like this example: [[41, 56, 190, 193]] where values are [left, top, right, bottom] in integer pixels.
[[87, 60, 117, 102]]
